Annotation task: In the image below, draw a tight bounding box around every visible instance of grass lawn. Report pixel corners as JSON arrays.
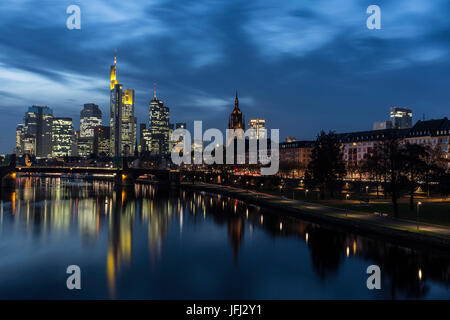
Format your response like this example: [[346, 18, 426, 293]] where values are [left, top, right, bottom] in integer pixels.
[[243, 186, 450, 227], [323, 201, 450, 226], [195, 183, 450, 227]]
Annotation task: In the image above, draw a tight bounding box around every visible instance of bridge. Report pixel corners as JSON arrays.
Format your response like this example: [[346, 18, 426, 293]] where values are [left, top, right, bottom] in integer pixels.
[[0, 154, 277, 189], [0, 156, 181, 188]]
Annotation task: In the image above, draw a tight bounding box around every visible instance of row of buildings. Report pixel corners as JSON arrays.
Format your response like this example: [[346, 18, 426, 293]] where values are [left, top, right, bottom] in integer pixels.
[[280, 107, 450, 176], [14, 55, 186, 159], [14, 70, 269, 160]]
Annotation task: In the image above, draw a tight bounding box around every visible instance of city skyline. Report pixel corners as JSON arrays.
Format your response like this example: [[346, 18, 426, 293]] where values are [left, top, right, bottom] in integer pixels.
[[1, 1, 450, 303]]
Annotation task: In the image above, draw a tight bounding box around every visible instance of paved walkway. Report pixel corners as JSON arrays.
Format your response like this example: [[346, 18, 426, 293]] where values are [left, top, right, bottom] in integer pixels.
[[191, 182, 450, 239]]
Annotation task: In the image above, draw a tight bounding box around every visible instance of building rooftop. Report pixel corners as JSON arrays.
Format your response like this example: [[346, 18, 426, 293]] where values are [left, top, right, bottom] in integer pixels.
[[408, 117, 450, 137]]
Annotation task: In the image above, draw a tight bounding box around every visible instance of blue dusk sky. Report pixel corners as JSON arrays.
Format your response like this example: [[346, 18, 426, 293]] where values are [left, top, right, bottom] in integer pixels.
[[0, 0, 449, 153]]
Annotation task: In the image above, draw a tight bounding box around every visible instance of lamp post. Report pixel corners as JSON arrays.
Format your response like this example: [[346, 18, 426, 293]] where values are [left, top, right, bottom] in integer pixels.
[[305, 189, 309, 200], [345, 193, 350, 216], [417, 201, 422, 230]]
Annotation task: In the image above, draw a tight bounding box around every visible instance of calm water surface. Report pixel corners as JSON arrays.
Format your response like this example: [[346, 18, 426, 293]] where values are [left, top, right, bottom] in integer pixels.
[[0, 176, 449, 299]]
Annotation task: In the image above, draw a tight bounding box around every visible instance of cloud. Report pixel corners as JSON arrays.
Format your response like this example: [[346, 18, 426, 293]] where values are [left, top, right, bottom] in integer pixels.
[[0, 0, 450, 153]]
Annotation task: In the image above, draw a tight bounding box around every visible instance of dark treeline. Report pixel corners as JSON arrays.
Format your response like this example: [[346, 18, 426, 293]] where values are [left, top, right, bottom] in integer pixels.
[[305, 131, 450, 218]]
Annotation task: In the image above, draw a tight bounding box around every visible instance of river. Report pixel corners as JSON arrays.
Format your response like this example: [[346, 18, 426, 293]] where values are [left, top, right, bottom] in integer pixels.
[[0, 176, 449, 299]]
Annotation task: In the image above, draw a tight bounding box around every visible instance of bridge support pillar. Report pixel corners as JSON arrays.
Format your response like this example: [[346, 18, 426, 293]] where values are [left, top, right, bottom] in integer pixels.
[[169, 171, 181, 185], [1, 172, 16, 189], [114, 171, 136, 188]]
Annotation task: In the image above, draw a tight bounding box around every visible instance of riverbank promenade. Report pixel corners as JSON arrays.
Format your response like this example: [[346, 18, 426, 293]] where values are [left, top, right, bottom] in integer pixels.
[[183, 182, 450, 248]]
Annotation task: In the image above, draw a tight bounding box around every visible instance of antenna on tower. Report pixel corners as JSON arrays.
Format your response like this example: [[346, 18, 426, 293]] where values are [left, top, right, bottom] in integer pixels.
[[154, 82, 157, 98], [114, 48, 117, 65]]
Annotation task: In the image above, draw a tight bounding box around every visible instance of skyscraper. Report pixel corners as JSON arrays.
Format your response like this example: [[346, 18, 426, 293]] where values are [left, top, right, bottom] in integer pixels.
[[110, 82, 123, 157], [94, 126, 111, 157], [148, 85, 170, 155], [121, 89, 136, 156], [51, 117, 74, 157], [248, 119, 266, 139], [79, 103, 102, 157], [80, 103, 102, 138], [109, 52, 136, 157], [15, 124, 24, 156], [139, 123, 147, 153], [22, 135, 36, 156], [23, 106, 54, 157], [390, 107, 412, 129]]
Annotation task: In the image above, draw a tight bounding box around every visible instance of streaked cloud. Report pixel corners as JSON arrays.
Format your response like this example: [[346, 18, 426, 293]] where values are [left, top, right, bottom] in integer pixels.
[[0, 0, 449, 152]]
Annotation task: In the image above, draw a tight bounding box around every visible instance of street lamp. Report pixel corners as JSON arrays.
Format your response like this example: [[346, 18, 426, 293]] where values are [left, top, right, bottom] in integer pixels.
[[417, 201, 422, 230], [346, 193, 350, 201], [305, 189, 309, 199]]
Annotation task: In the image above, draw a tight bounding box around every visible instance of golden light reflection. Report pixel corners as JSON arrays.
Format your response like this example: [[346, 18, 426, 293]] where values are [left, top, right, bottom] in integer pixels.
[[107, 247, 116, 297], [121, 190, 126, 205], [418, 268, 423, 280], [11, 191, 15, 214], [346, 246, 350, 257]]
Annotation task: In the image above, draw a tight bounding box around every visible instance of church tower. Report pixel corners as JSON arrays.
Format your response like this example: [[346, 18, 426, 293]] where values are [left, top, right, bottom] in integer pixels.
[[228, 91, 245, 130]]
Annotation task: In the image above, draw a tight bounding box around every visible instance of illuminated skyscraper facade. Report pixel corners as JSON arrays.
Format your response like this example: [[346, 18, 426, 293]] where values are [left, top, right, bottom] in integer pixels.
[[390, 107, 412, 129], [22, 106, 54, 157], [15, 124, 24, 156], [148, 87, 170, 155], [110, 83, 123, 157], [248, 119, 266, 139], [80, 103, 102, 138], [109, 53, 136, 157], [79, 103, 102, 157], [94, 126, 111, 157], [51, 117, 74, 157], [121, 89, 136, 156]]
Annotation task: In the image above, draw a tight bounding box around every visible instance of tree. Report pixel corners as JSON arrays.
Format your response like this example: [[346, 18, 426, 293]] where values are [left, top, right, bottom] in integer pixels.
[[307, 131, 346, 199], [424, 144, 448, 197], [438, 172, 450, 198], [362, 144, 385, 198], [377, 138, 405, 218], [402, 143, 429, 211]]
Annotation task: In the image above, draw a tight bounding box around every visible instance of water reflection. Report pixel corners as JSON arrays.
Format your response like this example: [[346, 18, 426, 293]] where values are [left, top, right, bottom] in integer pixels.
[[0, 176, 449, 299]]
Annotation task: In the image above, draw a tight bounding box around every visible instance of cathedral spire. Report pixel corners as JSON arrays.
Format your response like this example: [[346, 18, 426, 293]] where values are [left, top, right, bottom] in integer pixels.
[[228, 91, 244, 130]]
